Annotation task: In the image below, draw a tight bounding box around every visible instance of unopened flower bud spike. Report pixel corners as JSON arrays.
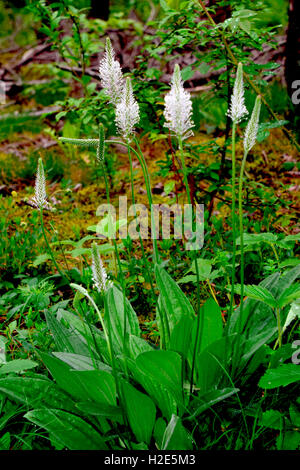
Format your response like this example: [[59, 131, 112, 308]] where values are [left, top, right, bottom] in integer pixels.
[[59, 137, 99, 147], [97, 124, 105, 164], [243, 95, 261, 154]]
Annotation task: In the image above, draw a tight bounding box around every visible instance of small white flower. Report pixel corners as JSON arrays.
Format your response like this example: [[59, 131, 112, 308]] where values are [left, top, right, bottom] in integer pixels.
[[33, 158, 47, 210], [163, 64, 194, 141], [115, 77, 140, 141], [244, 95, 261, 154], [91, 243, 112, 293], [227, 62, 248, 124], [99, 37, 124, 106]]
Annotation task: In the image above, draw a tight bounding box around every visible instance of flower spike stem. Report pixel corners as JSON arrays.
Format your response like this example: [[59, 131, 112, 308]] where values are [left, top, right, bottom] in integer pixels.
[[100, 156, 131, 375], [276, 308, 282, 348], [229, 123, 237, 319], [227, 63, 247, 322], [238, 150, 248, 318], [40, 209, 68, 281], [132, 136, 160, 264], [60, 136, 160, 263], [178, 136, 192, 205], [177, 138, 202, 394], [233, 96, 262, 369], [127, 141, 167, 348]]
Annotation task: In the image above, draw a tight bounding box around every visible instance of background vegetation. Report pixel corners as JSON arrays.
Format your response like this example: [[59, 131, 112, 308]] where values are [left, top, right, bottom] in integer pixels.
[[0, 0, 299, 451]]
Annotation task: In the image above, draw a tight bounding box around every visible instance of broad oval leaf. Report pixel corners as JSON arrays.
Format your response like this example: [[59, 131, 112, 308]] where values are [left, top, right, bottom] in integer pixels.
[[121, 379, 156, 445], [0, 359, 38, 375], [259, 364, 300, 389], [25, 409, 107, 450], [136, 350, 183, 408], [0, 376, 75, 412], [161, 414, 193, 450], [105, 286, 140, 349], [155, 264, 195, 342]]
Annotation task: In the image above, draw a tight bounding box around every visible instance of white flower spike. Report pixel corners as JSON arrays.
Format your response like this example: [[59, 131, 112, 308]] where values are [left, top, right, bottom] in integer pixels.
[[99, 37, 124, 106], [115, 77, 140, 141], [227, 62, 248, 124], [164, 64, 194, 141], [244, 95, 261, 154], [91, 243, 112, 293], [33, 158, 47, 210]]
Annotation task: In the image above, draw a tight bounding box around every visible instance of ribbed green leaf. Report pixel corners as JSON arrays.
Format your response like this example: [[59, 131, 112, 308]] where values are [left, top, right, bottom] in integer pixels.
[[53, 352, 111, 372], [260, 410, 283, 430], [136, 351, 182, 402], [0, 376, 75, 412], [40, 352, 90, 400], [45, 311, 89, 356], [105, 286, 140, 350], [195, 335, 236, 392], [155, 264, 195, 342], [169, 315, 194, 359], [76, 401, 122, 419], [128, 335, 153, 360], [259, 364, 300, 389], [188, 388, 239, 419], [40, 351, 116, 405], [161, 414, 192, 450], [283, 301, 300, 332], [25, 409, 107, 450], [192, 297, 223, 356], [0, 432, 10, 450], [0, 359, 38, 375], [57, 309, 110, 362], [128, 357, 177, 420], [121, 380, 156, 445], [233, 284, 277, 308], [278, 283, 300, 308], [70, 370, 116, 406], [229, 265, 300, 339]]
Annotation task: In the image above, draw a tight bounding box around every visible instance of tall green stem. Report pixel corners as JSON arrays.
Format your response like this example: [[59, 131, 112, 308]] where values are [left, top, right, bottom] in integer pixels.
[[177, 137, 202, 394], [229, 123, 237, 318], [233, 149, 248, 371], [237, 150, 248, 329], [127, 143, 167, 348], [101, 161, 129, 375], [276, 307, 282, 348], [178, 137, 191, 205], [40, 209, 68, 281], [132, 137, 160, 264], [104, 138, 158, 263]]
